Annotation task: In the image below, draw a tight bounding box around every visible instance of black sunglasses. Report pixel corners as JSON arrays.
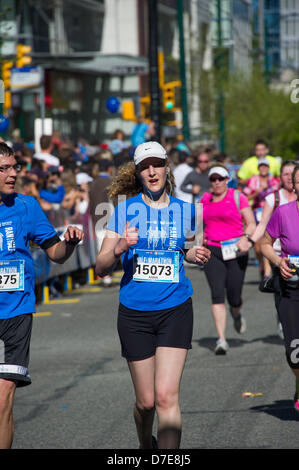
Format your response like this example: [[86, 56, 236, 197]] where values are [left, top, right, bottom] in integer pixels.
[[137, 161, 166, 172], [209, 176, 226, 182]]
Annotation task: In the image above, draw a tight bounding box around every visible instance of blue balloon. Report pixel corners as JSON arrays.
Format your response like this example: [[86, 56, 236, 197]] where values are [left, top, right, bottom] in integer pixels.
[[0, 115, 9, 133], [106, 96, 120, 114]]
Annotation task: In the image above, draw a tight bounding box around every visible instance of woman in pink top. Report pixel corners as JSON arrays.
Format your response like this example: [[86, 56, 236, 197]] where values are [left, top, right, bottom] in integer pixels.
[[201, 164, 256, 354]]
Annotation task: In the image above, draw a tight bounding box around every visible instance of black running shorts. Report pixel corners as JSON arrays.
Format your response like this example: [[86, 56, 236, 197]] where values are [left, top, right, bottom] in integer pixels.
[[117, 297, 193, 361], [277, 285, 299, 370], [0, 314, 33, 387]]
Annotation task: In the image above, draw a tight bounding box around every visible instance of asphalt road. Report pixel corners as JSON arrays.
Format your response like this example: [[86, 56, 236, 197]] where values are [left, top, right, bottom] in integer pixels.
[[12, 261, 299, 450]]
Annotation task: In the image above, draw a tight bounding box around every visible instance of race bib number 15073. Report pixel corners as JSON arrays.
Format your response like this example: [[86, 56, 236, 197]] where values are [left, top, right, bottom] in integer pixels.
[[133, 249, 179, 283]]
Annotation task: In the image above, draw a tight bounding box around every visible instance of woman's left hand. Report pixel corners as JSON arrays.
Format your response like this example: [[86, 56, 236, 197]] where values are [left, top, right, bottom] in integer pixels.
[[188, 246, 211, 265]]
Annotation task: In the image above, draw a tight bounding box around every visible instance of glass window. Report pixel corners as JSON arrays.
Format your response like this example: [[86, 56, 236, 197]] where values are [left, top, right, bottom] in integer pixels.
[[110, 77, 121, 92]]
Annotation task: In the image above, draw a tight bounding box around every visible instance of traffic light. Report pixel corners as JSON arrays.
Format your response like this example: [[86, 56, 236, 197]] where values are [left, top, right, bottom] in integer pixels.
[[1, 60, 13, 113], [2, 60, 13, 90], [163, 83, 175, 110], [16, 43, 32, 68], [122, 100, 136, 121], [140, 95, 150, 119]]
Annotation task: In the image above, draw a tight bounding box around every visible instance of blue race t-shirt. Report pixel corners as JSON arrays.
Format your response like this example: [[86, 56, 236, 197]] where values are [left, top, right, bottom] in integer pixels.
[[0, 193, 58, 319], [107, 193, 196, 311]]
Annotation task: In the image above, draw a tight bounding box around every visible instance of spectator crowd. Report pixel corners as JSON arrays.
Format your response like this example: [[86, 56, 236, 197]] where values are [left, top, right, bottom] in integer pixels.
[[3, 129, 297, 294]]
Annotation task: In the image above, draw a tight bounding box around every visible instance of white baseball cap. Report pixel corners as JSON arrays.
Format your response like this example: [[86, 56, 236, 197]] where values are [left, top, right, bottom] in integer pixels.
[[258, 157, 270, 167], [134, 141, 167, 166], [76, 172, 93, 185], [208, 166, 229, 179]]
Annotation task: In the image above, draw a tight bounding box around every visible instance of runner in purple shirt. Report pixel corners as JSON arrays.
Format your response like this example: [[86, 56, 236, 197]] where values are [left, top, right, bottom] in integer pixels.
[[261, 164, 299, 414]]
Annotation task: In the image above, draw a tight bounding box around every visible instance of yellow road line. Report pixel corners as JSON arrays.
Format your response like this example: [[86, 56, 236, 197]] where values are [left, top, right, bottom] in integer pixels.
[[33, 312, 52, 317], [43, 298, 80, 305]]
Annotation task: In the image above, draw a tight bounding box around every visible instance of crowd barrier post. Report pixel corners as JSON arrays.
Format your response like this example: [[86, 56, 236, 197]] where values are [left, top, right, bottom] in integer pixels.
[[64, 274, 73, 292]]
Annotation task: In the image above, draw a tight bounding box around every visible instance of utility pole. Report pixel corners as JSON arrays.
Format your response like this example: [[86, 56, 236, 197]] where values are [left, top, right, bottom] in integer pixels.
[[216, 0, 225, 153], [177, 0, 190, 141], [148, 0, 161, 142], [258, 0, 265, 68]]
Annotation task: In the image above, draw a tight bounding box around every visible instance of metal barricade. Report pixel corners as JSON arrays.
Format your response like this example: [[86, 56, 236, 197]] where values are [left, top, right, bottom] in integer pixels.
[[31, 206, 97, 285]]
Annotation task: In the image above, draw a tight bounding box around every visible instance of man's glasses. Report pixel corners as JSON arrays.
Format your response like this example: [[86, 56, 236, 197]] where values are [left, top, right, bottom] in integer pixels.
[[198, 160, 209, 164], [209, 176, 226, 182], [0, 164, 22, 174], [137, 161, 166, 172]]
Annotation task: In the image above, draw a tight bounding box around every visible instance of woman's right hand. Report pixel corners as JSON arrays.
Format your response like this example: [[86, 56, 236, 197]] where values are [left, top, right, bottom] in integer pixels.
[[114, 221, 139, 257], [279, 257, 294, 280]]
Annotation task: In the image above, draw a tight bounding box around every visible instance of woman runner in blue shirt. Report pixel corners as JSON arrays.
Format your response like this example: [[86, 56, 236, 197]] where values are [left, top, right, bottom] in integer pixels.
[[96, 141, 210, 449]]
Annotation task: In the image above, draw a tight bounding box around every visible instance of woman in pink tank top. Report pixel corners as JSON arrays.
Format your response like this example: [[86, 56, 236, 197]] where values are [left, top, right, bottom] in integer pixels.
[[201, 164, 256, 355]]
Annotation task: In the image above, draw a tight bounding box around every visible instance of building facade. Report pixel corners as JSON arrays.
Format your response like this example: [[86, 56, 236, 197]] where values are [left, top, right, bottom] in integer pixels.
[[0, 0, 228, 144], [280, 0, 299, 74], [1, 0, 148, 142], [210, 0, 253, 74]]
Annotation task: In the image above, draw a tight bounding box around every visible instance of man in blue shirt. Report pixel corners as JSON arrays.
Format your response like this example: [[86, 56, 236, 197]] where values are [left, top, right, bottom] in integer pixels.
[[0, 142, 84, 448]]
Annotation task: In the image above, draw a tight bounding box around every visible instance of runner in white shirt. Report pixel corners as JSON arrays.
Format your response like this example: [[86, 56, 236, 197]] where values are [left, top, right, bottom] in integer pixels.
[[173, 152, 193, 203], [33, 135, 60, 168]]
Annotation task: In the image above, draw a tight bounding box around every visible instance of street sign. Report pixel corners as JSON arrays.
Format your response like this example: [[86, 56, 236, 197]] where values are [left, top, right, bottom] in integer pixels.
[[11, 66, 43, 91]]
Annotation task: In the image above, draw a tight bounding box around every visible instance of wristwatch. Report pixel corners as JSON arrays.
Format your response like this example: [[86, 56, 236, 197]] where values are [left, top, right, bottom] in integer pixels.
[[66, 238, 80, 246], [243, 233, 255, 246]]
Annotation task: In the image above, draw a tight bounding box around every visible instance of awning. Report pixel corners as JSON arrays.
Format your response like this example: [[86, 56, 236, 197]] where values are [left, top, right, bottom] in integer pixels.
[[33, 53, 148, 76]]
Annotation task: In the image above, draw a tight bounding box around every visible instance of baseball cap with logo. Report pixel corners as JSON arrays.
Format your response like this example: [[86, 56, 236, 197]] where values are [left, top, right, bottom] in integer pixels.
[[134, 141, 167, 166]]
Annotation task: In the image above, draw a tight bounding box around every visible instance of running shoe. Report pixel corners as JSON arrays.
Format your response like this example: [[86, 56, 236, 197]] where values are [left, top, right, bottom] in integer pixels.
[[293, 393, 299, 413], [215, 339, 229, 355], [233, 314, 247, 334], [230, 307, 246, 334], [102, 276, 112, 286]]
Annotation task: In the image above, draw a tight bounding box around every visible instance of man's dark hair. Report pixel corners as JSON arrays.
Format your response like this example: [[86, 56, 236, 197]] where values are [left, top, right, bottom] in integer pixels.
[[40, 135, 52, 150], [178, 151, 189, 164], [98, 159, 114, 172], [255, 139, 268, 148], [0, 142, 14, 157]]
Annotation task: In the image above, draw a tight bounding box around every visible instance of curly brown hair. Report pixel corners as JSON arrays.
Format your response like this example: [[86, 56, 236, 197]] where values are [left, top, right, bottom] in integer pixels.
[[107, 161, 176, 202]]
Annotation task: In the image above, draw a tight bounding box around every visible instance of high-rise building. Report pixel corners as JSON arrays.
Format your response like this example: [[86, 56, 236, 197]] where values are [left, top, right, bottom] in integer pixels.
[[280, 0, 299, 73], [252, 0, 281, 78], [210, 0, 253, 74]]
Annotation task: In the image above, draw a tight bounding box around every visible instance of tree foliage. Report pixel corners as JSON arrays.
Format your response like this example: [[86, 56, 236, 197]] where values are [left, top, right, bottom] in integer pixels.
[[223, 68, 299, 160]]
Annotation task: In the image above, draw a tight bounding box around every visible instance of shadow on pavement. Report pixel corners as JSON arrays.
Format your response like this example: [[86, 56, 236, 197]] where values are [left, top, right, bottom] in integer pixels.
[[250, 400, 299, 422], [195, 335, 283, 352], [194, 337, 245, 352], [244, 280, 260, 285]]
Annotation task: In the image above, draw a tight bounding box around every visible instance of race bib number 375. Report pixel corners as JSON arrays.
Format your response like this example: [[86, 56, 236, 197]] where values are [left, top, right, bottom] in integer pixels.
[[0, 260, 25, 291], [133, 249, 179, 283]]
